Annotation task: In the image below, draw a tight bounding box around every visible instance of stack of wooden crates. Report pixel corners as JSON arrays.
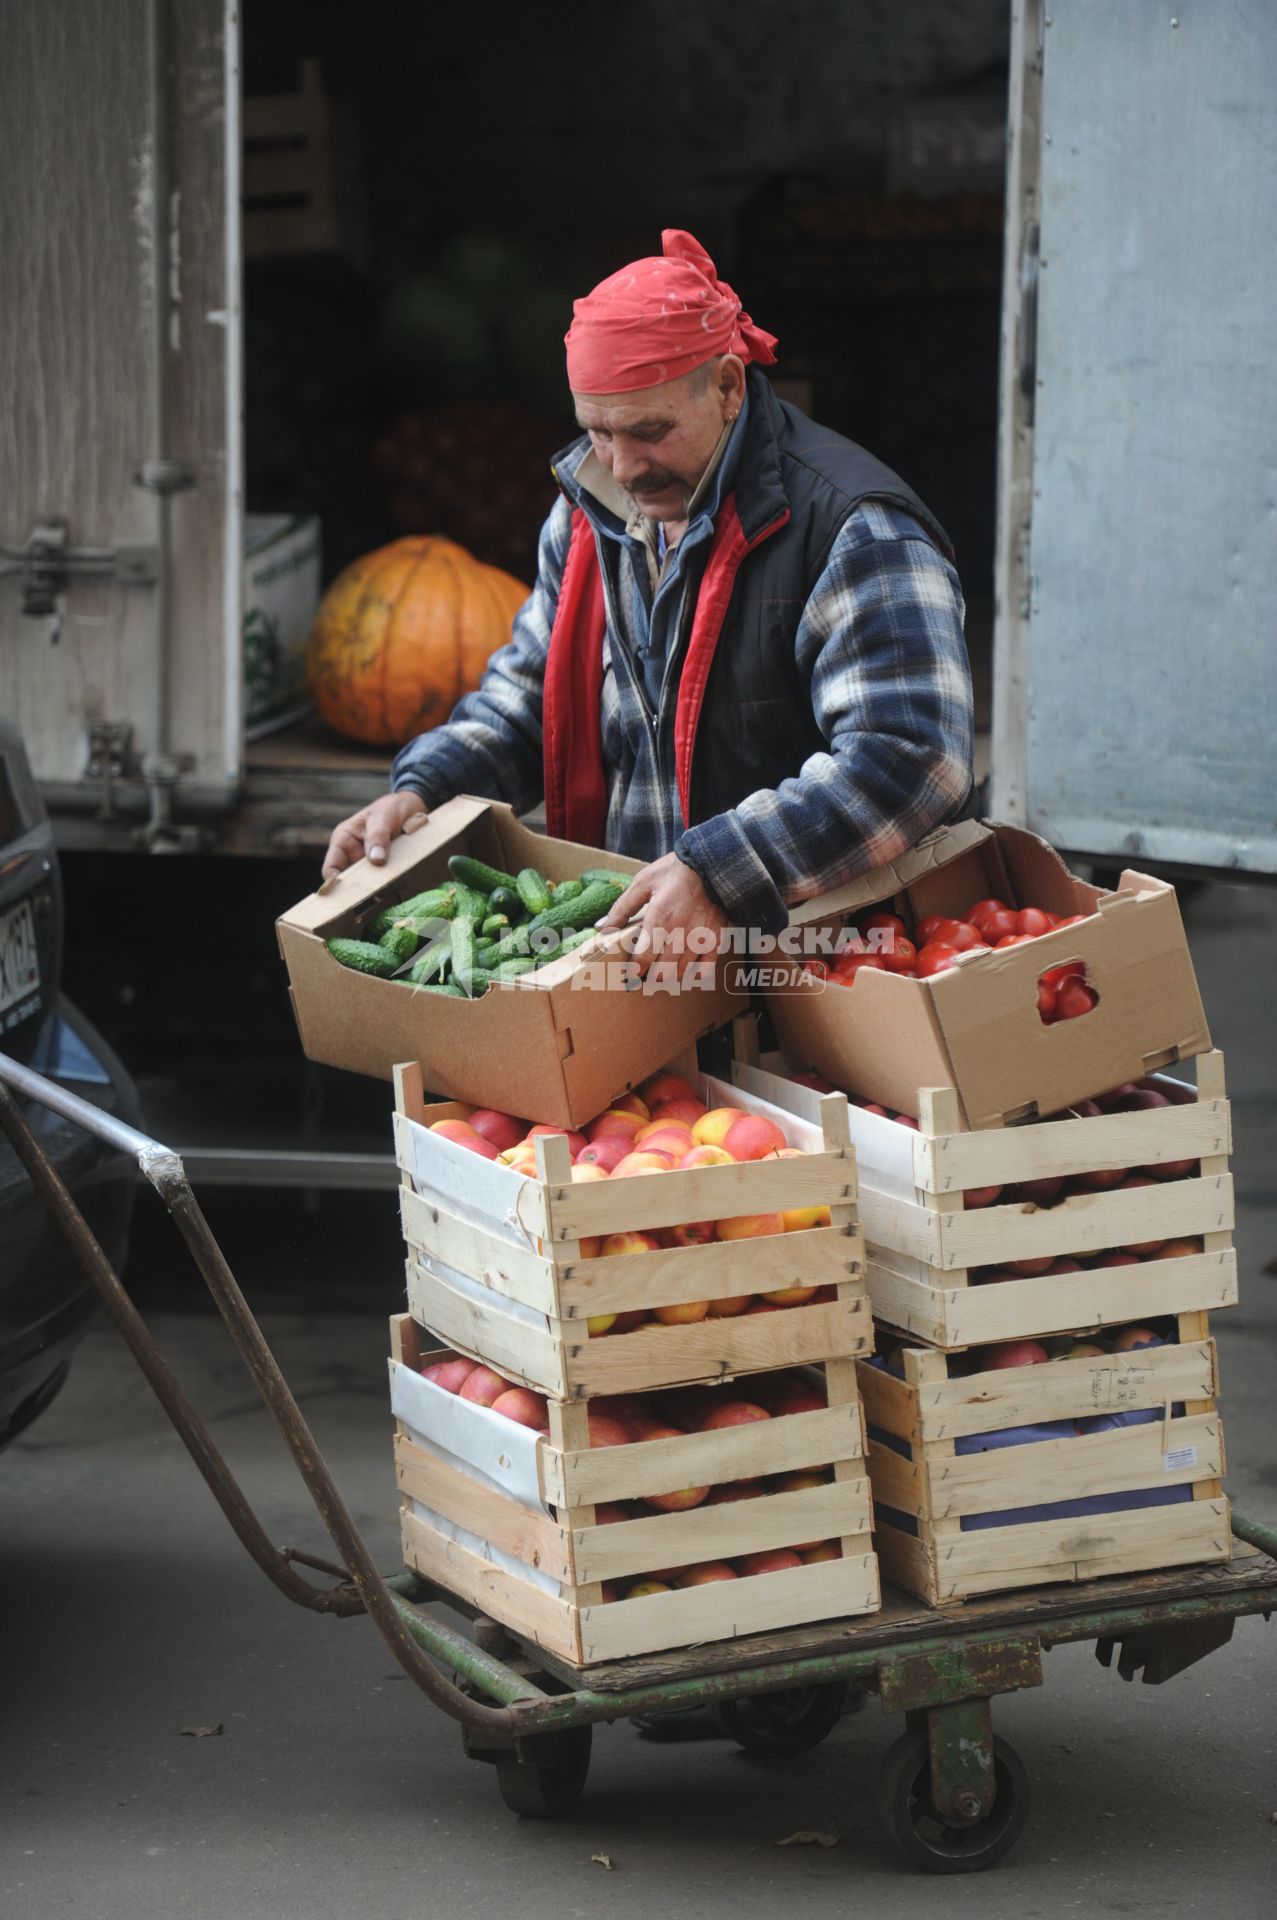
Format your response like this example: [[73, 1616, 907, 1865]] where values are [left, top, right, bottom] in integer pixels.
[[734, 1049, 1238, 1607], [387, 1061, 882, 1666]]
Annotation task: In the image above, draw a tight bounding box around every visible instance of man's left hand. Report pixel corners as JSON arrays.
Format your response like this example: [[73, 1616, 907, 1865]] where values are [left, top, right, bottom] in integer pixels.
[[595, 853, 730, 978]]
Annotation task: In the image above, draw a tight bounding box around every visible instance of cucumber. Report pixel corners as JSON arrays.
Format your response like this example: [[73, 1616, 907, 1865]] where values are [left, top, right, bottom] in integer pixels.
[[491, 955, 541, 981], [408, 945, 450, 986], [480, 913, 510, 937], [368, 886, 456, 938], [449, 883, 490, 924], [326, 937, 400, 977], [483, 925, 534, 966], [378, 925, 420, 962], [580, 868, 634, 889], [448, 853, 520, 895], [550, 877, 583, 902], [449, 918, 481, 996], [526, 879, 624, 936], [487, 886, 523, 921], [401, 979, 465, 996], [515, 867, 553, 915], [558, 926, 602, 954]]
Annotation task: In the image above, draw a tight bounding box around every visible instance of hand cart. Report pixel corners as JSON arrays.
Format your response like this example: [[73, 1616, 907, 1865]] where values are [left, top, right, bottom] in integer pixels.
[[3, 1053, 1273, 1874]]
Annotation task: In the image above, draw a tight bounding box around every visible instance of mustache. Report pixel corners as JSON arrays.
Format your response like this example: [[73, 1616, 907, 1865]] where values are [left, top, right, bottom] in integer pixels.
[[628, 469, 688, 502]]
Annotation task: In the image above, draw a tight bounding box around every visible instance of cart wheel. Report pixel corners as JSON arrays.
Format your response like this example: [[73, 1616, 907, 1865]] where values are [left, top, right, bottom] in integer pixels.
[[712, 1682, 854, 1756], [876, 1726, 1029, 1873], [495, 1726, 592, 1819]]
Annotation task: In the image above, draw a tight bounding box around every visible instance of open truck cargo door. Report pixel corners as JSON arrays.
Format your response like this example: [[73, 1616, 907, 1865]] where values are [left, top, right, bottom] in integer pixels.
[[0, 0, 242, 839], [992, 0, 1277, 877]]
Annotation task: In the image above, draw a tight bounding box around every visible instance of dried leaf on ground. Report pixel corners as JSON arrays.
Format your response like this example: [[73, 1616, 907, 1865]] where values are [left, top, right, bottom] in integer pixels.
[[591, 1853, 614, 1870], [180, 1724, 224, 1738], [777, 1830, 839, 1849]]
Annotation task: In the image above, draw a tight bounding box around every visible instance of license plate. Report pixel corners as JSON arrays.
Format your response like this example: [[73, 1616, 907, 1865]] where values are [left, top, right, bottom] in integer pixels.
[[0, 898, 41, 1020]]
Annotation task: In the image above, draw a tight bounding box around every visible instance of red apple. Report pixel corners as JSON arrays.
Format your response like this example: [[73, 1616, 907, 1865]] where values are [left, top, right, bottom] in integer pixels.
[[525, 1123, 587, 1159], [491, 1387, 550, 1430], [458, 1365, 510, 1406], [676, 1562, 738, 1586], [700, 1401, 771, 1431], [1015, 1175, 1067, 1207], [736, 1549, 803, 1576], [586, 1413, 630, 1448], [649, 1098, 709, 1129], [639, 1071, 699, 1109], [466, 1108, 528, 1154], [419, 1355, 478, 1394], [722, 1113, 790, 1162], [428, 1118, 500, 1160], [963, 1184, 1004, 1208], [576, 1134, 632, 1173], [977, 1340, 1051, 1370], [1112, 1326, 1160, 1351], [705, 1479, 763, 1505], [610, 1091, 650, 1119]]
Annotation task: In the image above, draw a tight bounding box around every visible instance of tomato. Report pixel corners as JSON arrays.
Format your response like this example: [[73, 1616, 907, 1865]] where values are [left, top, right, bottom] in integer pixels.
[[834, 952, 887, 980], [802, 959, 829, 981], [946, 920, 991, 952], [1053, 913, 1091, 929], [1040, 959, 1085, 992], [862, 909, 907, 939], [915, 914, 964, 945], [975, 907, 1019, 943], [1016, 906, 1057, 938], [965, 896, 1011, 928], [880, 935, 917, 974], [915, 942, 961, 978], [1054, 977, 1098, 1020], [1037, 977, 1057, 1021], [996, 933, 1035, 948]]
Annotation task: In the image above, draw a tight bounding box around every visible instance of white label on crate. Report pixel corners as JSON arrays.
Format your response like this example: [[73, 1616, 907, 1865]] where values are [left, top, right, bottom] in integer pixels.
[[1164, 1445, 1198, 1472], [392, 1363, 547, 1513]]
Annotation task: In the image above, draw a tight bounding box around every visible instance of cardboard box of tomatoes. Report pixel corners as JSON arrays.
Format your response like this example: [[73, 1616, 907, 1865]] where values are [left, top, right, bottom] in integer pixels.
[[767, 820, 1210, 1132]]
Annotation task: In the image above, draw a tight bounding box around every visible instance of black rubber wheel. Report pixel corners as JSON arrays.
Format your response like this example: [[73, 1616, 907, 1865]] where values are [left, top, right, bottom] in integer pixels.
[[876, 1726, 1029, 1873], [494, 1725, 592, 1818], [712, 1682, 853, 1756]]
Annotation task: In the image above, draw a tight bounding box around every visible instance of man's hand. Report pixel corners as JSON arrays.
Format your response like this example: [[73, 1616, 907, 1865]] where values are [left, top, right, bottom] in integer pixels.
[[595, 852, 730, 977], [322, 792, 431, 879]]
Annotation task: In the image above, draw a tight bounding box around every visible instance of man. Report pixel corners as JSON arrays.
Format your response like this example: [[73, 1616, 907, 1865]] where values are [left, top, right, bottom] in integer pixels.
[[323, 230, 973, 961]]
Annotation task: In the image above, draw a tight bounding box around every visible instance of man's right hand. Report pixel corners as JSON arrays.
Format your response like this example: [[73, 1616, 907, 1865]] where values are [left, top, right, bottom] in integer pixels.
[[322, 792, 432, 880]]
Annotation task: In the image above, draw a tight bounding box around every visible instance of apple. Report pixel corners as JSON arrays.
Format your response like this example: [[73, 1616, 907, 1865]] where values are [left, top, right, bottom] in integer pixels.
[[525, 1123, 587, 1159], [643, 1471, 711, 1514], [679, 1143, 736, 1170], [611, 1309, 652, 1334], [610, 1091, 650, 1120], [600, 1229, 663, 1258], [715, 1211, 785, 1241], [466, 1108, 528, 1154], [977, 1340, 1050, 1370], [650, 1098, 709, 1129], [626, 1579, 673, 1597], [594, 1501, 633, 1525], [1004, 1254, 1057, 1276], [706, 1479, 763, 1506], [587, 1312, 618, 1337], [491, 1386, 550, 1430], [576, 1135, 632, 1173], [1090, 1250, 1142, 1267], [663, 1220, 716, 1248], [708, 1293, 754, 1316], [458, 1364, 511, 1406], [745, 1299, 783, 1313], [428, 1118, 500, 1160], [599, 1582, 619, 1603], [722, 1113, 789, 1162], [1112, 1326, 1160, 1351], [570, 1163, 609, 1185], [690, 1106, 741, 1148], [782, 1200, 832, 1231], [762, 1375, 826, 1416], [762, 1283, 818, 1306], [676, 1562, 738, 1586], [1150, 1236, 1204, 1259], [639, 1071, 699, 1108], [1014, 1175, 1067, 1207], [419, 1355, 478, 1394], [635, 1124, 696, 1159], [793, 1072, 835, 1093], [612, 1149, 677, 1177], [700, 1400, 770, 1431], [586, 1413, 631, 1448], [736, 1549, 803, 1576], [963, 1185, 1004, 1209], [1053, 1340, 1108, 1361], [586, 1109, 646, 1145], [800, 1544, 840, 1564], [1144, 1154, 1199, 1182], [653, 1299, 711, 1325]]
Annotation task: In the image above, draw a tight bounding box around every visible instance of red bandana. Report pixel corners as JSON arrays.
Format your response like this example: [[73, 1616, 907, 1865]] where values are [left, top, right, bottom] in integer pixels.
[[564, 229, 779, 395]]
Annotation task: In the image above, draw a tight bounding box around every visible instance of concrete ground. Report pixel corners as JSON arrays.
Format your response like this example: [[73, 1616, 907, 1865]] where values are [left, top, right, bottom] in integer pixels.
[[4, 879, 1276, 1918]]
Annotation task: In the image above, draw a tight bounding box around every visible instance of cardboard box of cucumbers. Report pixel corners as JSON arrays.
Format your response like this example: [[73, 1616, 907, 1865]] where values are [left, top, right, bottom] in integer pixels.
[[277, 797, 748, 1126]]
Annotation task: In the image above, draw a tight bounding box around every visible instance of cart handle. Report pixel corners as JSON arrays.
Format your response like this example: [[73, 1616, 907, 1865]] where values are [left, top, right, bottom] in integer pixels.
[[0, 1055, 524, 1737]]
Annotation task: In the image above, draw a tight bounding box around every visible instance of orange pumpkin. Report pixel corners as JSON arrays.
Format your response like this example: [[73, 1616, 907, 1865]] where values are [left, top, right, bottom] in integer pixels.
[[306, 536, 530, 747]]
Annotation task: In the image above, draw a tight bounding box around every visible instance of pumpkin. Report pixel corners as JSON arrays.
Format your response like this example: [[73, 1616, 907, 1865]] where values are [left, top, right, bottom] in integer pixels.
[[306, 536, 530, 747]]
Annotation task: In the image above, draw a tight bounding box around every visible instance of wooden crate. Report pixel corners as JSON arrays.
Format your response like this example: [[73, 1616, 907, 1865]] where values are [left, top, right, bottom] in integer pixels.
[[390, 1316, 879, 1666], [733, 1050, 1237, 1350], [393, 1063, 870, 1399], [857, 1315, 1230, 1605]]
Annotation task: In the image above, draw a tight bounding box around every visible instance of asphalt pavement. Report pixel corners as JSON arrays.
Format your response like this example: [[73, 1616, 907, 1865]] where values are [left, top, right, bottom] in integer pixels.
[[3, 878, 1275, 1918]]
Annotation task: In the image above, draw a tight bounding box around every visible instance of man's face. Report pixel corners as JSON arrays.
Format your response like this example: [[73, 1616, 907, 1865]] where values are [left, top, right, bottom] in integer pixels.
[[571, 361, 740, 523]]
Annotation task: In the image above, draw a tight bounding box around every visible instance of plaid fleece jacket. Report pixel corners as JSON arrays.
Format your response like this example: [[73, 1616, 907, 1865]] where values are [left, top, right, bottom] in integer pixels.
[[391, 418, 973, 936]]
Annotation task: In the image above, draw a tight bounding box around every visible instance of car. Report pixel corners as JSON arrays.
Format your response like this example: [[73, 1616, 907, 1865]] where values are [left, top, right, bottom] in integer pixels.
[[0, 715, 141, 1448]]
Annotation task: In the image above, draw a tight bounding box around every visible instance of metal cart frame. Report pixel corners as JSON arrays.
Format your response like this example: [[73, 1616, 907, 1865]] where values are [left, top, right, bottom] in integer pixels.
[[3, 1054, 1273, 1872]]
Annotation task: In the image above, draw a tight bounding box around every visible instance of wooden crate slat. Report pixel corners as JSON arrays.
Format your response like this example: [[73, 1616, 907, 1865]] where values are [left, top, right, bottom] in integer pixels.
[[867, 1247, 1237, 1350], [401, 1510, 580, 1663], [935, 1173, 1233, 1271], [915, 1097, 1231, 1192], [393, 1109, 552, 1239], [576, 1552, 880, 1665], [913, 1339, 1217, 1440], [564, 1295, 871, 1398], [547, 1403, 863, 1508], [571, 1480, 871, 1585], [545, 1149, 857, 1243], [400, 1188, 558, 1315], [406, 1259, 567, 1398], [928, 1413, 1223, 1519], [553, 1222, 858, 1316], [923, 1498, 1232, 1598], [866, 1438, 925, 1514], [394, 1436, 573, 1584]]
